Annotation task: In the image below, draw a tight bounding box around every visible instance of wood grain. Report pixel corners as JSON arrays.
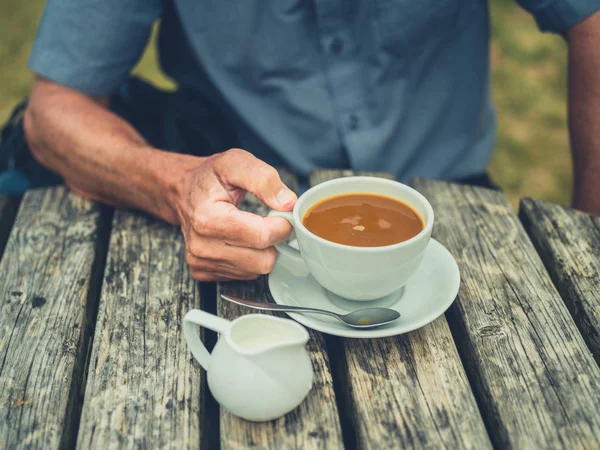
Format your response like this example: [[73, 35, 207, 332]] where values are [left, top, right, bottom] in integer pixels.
[[309, 169, 394, 183], [217, 169, 344, 450], [413, 179, 600, 449], [311, 170, 491, 450], [0, 187, 109, 449], [76, 210, 203, 449], [520, 198, 600, 363], [0, 195, 19, 260]]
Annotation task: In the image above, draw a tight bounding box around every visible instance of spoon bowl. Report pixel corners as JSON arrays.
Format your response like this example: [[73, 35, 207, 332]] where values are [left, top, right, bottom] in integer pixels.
[[340, 308, 400, 328], [221, 295, 400, 329]]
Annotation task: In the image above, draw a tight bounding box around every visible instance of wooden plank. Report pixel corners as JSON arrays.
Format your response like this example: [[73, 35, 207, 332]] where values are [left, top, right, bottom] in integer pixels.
[[520, 198, 600, 363], [0, 195, 19, 260], [413, 179, 600, 449], [311, 170, 492, 450], [76, 210, 203, 449], [0, 187, 109, 449], [217, 169, 344, 450], [309, 169, 394, 183]]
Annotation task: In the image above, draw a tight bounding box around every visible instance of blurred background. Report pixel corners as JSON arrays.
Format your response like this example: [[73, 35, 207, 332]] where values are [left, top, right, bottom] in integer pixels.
[[0, 0, 571, 208]]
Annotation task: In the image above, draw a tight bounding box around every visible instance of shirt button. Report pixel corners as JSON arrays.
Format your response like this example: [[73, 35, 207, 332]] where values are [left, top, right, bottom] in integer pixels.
[[348, 114, 359, 130], [329, 37, 344, 54]]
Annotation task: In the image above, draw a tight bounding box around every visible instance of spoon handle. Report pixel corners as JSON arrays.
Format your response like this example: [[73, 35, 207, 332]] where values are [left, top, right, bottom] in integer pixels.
[[220, 294, 341, 320]]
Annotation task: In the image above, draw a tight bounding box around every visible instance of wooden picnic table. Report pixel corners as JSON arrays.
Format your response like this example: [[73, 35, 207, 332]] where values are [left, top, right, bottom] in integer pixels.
[[0, 169, 599, 450]]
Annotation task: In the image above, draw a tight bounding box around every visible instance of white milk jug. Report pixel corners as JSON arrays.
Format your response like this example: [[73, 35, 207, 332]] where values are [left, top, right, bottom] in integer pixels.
[[183, 310, 314, 421]]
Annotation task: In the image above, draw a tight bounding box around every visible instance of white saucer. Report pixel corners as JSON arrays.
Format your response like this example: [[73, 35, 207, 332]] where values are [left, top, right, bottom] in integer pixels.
[[268, 238, 460, 338]]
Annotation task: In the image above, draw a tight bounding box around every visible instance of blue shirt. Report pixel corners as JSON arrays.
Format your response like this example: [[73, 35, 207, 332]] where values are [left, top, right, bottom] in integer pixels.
[[28, 0, 600, 182]]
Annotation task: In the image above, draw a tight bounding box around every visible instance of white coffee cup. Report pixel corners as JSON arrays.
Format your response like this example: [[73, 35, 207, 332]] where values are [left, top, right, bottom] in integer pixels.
[[268, 177, 434, 301]]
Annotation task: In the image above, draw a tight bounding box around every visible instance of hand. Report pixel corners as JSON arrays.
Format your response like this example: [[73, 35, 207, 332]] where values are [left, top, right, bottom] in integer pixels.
[[174, 148, 297, 281]]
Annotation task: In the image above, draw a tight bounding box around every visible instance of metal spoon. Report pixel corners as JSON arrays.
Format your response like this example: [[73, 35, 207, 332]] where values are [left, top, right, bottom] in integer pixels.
[[221, 294, 400, 329]]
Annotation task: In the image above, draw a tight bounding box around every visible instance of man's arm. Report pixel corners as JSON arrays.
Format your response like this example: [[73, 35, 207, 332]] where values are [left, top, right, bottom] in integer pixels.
[[567, 10, 600, 215], [24, 77, 296, 281], [25, 78, 187, 222]]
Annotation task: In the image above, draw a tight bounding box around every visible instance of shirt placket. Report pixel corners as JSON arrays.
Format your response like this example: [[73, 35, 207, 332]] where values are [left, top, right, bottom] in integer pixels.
[[313, 0, 369, 168]]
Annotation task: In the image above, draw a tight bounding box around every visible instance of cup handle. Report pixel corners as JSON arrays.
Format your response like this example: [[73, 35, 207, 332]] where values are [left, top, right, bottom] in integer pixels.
[[183, 310, 231, 371], [268, 210, 302, 260]]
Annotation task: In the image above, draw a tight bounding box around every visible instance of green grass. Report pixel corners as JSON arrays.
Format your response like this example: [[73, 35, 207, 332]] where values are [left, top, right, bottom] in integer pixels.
[[0, 0, 571, 207], [0, 1, 42, 124], [489, 0, 571, 206]]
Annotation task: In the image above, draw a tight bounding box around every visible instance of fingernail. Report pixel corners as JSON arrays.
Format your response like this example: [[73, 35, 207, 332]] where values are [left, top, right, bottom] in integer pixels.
[[276, 187, 295, 206]]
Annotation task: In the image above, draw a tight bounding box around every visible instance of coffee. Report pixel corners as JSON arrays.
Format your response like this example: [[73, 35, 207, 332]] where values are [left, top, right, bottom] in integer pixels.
[[302, 193, 424, 247]]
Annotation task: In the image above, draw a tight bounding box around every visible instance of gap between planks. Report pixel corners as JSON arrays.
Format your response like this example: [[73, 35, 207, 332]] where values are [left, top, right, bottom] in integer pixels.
[[520, 198, 600, 366], [0, 187, 111, 450], [413, 178, 600, 449], [310, 170, 491, 450], [0, 194, 21, 261], [75, 209, 204, 449], [216, 168, 345, 450]]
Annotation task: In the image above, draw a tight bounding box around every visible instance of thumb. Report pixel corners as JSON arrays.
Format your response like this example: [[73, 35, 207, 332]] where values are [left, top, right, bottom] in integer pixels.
[[272, 183, 297, 211], [215, 149, 297, 210]]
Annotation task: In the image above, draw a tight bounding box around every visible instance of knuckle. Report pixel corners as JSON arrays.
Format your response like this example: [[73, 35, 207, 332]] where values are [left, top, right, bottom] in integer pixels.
[[217, 149, 249, 171], [185, 251, 197, 266], [225, 148, 250, 161], [204, 153, 220, 170], [192, 212, 210, 234], [257, 166, 280, 190], [261, 165, 279, 181], [190, 270, 207, 281], [257, 249, 277, 274], [254, 226, 271, 249], [188, 240, 208, 258], [191, 268, 224, 282]]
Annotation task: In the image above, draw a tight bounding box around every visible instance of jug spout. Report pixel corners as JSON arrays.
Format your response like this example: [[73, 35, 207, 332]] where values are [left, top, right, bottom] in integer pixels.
[[220, 314, 314, 420]]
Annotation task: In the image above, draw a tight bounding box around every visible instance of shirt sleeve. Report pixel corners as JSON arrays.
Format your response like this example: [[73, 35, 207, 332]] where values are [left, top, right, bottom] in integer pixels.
[[516, 0, 600, 34], [28, 0, 163, 96]]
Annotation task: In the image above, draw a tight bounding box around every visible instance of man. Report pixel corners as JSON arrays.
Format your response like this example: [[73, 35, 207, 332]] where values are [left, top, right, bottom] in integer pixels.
[[1, 0, 599, 281]]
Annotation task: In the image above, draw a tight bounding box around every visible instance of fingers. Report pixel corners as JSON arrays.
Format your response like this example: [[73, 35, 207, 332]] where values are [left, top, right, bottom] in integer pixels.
[[180, 149, 296, 282], [186, 243, 278, 277], [214, 149, 297, 211], [193, 202, 292, 249]]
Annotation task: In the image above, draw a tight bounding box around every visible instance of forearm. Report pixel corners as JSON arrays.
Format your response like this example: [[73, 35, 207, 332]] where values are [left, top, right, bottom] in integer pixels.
[[567, 11, 600, 214], [22, 78, 296, 282], [24, 78, 197, 224]]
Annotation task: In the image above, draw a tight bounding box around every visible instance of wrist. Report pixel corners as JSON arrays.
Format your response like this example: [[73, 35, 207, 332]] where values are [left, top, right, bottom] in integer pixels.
[[152, 150, 206, 225]]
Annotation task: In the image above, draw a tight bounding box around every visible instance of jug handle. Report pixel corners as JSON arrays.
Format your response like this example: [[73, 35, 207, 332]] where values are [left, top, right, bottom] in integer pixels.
[[183, 309, 231, 371]]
